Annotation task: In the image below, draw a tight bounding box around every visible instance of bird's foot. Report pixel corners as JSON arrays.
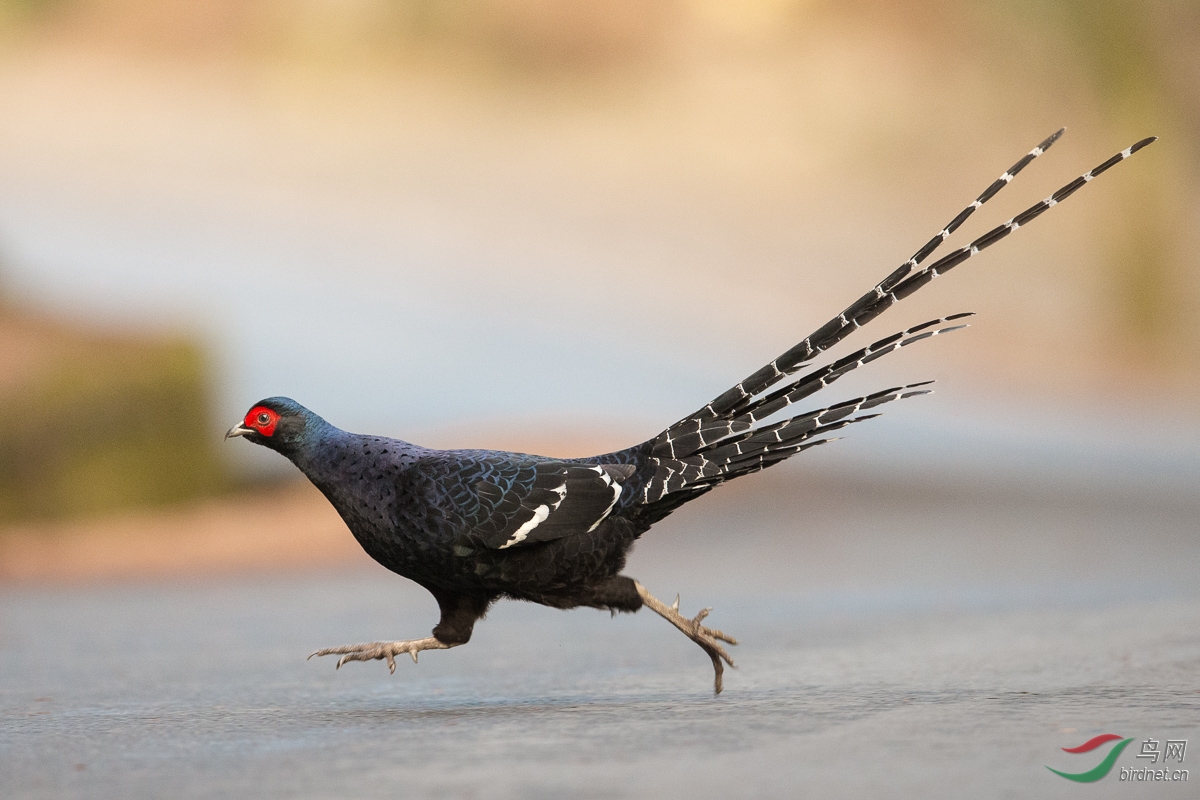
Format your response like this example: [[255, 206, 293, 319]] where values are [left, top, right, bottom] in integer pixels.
[[307, 637, 453, 674], [634, 582, 738, 694]]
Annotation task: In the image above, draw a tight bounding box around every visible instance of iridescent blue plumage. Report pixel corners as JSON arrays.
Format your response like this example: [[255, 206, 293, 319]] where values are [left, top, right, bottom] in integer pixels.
[[227, 133, 1155, 693]]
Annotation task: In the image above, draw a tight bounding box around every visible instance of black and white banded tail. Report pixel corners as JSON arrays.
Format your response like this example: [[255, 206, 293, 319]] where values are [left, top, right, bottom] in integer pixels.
[[629, 130, 1156, 513]]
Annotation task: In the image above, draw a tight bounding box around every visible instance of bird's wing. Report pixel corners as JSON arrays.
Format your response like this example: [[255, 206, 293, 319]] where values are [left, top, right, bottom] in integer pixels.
[[471, 460, 635, 550], [403, 453, 635, 551]]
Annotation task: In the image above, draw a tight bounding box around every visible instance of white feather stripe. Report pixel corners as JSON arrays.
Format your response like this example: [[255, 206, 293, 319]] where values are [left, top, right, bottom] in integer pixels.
[[587, 467, 625, 532], [499, 505, 550, 549]]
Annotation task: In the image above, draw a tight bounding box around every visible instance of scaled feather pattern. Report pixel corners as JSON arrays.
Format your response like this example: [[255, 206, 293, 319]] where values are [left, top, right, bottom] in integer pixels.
[[228, 131, 1156, 693]]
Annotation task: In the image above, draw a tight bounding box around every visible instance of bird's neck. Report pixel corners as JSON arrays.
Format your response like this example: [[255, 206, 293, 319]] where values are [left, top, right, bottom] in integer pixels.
[[284, 425, 420, 529]]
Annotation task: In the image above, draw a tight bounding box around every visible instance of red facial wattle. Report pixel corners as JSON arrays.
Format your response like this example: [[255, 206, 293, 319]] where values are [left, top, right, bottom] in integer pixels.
[[245, 406, 280, 437]]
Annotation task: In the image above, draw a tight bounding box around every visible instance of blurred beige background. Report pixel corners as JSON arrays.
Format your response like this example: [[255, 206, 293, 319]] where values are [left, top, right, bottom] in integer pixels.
[[3, 8, 1200, 798], [0, 0, 1197, 578]]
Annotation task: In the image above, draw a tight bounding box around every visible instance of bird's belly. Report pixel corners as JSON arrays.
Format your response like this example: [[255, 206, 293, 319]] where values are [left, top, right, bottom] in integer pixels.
[[472, 517, 640, 595], [349, 513, 638, 597]]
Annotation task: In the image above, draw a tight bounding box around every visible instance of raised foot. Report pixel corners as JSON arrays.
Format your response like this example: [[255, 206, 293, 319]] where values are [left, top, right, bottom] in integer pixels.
[[635, 582, 738, 694], [307, 636, 452, 674]]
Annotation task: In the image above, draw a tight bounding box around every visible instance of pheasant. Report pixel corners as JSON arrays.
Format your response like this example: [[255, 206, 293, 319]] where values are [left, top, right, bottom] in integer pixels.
[[227, 130, 1154, 693]]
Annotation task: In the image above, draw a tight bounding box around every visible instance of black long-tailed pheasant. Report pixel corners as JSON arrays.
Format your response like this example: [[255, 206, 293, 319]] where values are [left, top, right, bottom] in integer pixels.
[[227, 130, 1154, 693]]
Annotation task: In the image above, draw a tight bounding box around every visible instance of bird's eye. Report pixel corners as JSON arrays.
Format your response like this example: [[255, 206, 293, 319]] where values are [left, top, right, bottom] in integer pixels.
[[257, 412, 271, 426]]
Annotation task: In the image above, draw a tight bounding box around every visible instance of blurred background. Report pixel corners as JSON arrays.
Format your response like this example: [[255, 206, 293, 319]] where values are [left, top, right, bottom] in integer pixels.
[[0, 0, 1198, 568], [0, 0, 1197, 575], [3, 4, 1200, 797]]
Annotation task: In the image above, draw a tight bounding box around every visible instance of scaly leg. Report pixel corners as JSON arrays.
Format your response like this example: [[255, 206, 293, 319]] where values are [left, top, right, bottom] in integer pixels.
[[635, 581, 738, 694], [308, 590, 490, 674], [308, 637, 455, 673]]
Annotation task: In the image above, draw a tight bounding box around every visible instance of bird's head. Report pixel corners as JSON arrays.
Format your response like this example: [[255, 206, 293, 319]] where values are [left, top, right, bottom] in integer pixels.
[[225, 397, 320, 456]]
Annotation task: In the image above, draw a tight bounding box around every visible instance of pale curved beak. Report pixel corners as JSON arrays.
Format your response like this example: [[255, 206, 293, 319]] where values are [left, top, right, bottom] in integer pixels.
[[225, 423, 254, 440]]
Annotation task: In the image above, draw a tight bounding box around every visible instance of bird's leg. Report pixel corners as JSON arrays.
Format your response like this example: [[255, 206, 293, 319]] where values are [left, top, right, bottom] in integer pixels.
[[634, 581, 738, 694], [307, 590, 492, 674], [308, 637, 456, 673]]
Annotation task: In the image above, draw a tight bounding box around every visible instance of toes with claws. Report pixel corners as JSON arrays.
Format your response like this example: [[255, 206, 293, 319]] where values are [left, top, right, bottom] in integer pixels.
[[307, 637, 453, 674], [635, 582, 739, 694]]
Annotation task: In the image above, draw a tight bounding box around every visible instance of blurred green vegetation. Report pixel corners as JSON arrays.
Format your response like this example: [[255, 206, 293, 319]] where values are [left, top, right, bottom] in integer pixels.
[[0, 306, 228, 522], [817, 0, 1198, 366], [990, 0, 1198, 360], [0, 0, 63, 28]]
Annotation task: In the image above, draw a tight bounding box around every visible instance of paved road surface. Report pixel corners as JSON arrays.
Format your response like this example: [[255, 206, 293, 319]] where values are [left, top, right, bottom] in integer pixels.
[[3, 471, 1198, 798]]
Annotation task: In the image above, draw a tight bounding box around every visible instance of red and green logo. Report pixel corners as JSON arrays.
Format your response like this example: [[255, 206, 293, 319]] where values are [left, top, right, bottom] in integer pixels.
[[1047, 734, 1134, 782]]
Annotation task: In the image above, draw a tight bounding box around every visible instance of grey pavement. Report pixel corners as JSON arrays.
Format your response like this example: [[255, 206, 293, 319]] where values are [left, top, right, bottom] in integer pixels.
[[2, 468, 1198, 799]]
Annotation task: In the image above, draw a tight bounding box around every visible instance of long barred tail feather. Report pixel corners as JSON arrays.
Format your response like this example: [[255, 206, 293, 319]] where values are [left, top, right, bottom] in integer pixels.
[[883, 136, 1159, 304], [641, 382, 933, 502], [650, 315, 969, 461], [901, 127, 1066, 271], [692, 132, 1154, 425], [700, 435, 844, 483], [629, 131, 1157, 515], [701, 381, 931, 466], [697, 127, 1070, 424], [719, 315, 970, 431]]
